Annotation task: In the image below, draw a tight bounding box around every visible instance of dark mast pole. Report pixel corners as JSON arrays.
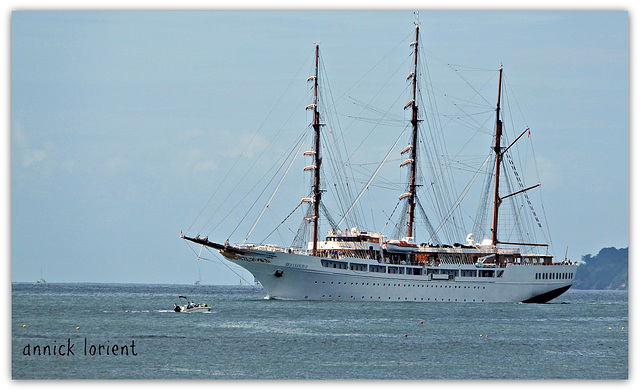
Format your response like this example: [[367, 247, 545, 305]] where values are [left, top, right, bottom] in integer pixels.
[[312, 43, 321, 256], [491, 65, 504, 246], [407, 23, 419, 239]]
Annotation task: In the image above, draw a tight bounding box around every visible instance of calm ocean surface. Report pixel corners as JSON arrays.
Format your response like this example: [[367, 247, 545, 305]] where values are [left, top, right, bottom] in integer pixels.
[[12, 283, 628, 380]]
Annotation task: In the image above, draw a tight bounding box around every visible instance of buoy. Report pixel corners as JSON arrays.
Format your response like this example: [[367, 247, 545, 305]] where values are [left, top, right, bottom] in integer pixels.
[[420, 321, 423, 324], [76, 327, 80, 330], [609, 327, 612, 330], [480, 334, 483, 337], [622, 327, 625, 330], [22, 324, 26, 328], [404, 334, 408, 337]]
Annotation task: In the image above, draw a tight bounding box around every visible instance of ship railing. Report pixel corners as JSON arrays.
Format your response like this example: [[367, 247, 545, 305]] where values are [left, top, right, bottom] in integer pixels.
[[239, 244, 307, 254]]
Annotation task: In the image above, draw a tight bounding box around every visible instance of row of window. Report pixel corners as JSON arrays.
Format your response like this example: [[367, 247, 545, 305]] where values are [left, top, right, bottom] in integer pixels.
[[535, 272, 573, 280], [321, 259, 503, 278], [319, 293, 485, 302], [313, 280, 486, 290]]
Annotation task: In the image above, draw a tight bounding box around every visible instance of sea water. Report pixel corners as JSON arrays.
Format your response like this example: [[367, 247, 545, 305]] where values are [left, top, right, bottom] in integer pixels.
[[11, 283, 628, 379]]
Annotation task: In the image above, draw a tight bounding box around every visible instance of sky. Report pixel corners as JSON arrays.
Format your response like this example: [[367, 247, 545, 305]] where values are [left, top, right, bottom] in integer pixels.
[[8, 8, 630, 285]]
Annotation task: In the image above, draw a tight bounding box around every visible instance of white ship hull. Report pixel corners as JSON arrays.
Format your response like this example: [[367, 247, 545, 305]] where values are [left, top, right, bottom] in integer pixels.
[[218, 247, 576, 303]]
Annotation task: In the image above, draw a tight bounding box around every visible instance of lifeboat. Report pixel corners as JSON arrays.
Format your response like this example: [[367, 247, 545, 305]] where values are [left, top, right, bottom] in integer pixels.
[[384, 238, 418, 253]]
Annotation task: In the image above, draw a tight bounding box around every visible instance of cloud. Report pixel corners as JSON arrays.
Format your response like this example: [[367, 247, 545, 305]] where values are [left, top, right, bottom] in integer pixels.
[[22, 149, 48, 168], [182, 147, 217, 173], [104, 157, 128, 176], [209, 130, 268, 159], [178, 128, 205, 139], [13, 121, 52, 169], [176, 128, 269, 174]]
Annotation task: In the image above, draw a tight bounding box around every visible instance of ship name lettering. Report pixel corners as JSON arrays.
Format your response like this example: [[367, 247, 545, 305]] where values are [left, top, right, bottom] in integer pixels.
[[285, 263, 308, 269], [234, 255, 270, 263]]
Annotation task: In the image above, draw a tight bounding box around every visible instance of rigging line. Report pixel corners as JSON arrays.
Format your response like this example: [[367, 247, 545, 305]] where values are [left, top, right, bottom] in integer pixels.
[[320, 77, 388, 230], [447, 65, 496, 108], [242, 140, 305, 245], [320, 129, 361, 226], [188, 51, 313, 234], [339, 93, 406, 121], [183, 240, 253, 284], [199, 91, 311, 235], [429, 69, 496, 141], [202, 247, 255, 286], [323, 59, 411, 226], [326, 30, 414, 112], [381, 198, 402, 235], [527, 130, 554, 254], [415, 197, 440, 244], [264, 210, 288, 245], [212, 129, 307, 239], [227, 130, 307, 238], [314, 59, 366, 227], [504, 76, 529, 128], [260, 201, 304, 244], [336, 125, 408, 229], [319, 201, 339, 231], [342, 53, 414, 164], [432, 154, 492, 240], [419, 48, 466, 241], [422, 50, 495, 72], [347, 165, 402, 190]]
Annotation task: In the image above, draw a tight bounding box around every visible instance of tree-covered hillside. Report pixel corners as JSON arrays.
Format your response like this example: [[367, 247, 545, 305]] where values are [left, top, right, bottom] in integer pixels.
[[573, 247, 628, 290]]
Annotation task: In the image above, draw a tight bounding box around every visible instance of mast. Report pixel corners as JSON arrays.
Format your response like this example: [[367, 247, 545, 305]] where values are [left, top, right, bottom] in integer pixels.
[[406, 22, 420, 239], [490, 65, 504, 246], [311, 43, 322, 256]]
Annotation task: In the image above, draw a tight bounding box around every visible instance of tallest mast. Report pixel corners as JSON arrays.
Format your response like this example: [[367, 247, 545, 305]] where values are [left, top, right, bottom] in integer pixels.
[[406, 20, 420, 239], [490, 65, 504, 246], [311, 43, 321, 256]]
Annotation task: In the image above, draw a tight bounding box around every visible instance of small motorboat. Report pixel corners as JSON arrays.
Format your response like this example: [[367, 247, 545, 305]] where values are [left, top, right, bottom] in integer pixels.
[[173, 295, 211, 313]]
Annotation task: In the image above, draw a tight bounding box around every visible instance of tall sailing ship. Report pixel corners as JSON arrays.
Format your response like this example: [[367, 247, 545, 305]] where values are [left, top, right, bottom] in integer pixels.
[[183, 19, 577, 303]]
